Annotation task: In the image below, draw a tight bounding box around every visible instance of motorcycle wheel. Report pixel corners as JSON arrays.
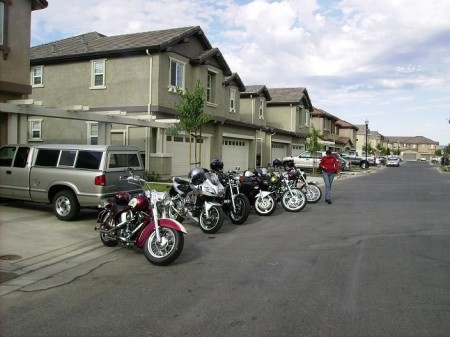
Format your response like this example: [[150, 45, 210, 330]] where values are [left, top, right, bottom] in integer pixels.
[[254, 194, 277, 216], [144, 227, 184, 266], [281, 188, 307, 212], [168, 198, 184, 223], [228, 194, 251, 225], [301, 183, 322, 203], [199, 205, 224, 234]]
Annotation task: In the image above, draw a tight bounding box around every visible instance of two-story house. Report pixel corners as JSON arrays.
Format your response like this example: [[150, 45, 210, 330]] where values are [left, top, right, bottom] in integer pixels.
[[28, 26, 282, 175], [0, 0, 48, 145], [386, 136, 439, 161], [265, 87, 313, 161]]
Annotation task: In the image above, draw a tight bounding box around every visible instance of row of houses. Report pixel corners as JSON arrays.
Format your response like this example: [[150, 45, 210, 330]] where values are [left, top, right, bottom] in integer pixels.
[[1, 0, 439, 178]]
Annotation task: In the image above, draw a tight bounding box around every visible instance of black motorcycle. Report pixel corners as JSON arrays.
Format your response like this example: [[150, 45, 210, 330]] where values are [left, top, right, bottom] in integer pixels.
[[239, 167, 277, 216], [215, 168, 251, 224]]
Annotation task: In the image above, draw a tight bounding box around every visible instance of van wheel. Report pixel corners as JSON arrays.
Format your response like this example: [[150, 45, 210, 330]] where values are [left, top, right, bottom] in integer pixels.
[[53, 190, 80, 221]]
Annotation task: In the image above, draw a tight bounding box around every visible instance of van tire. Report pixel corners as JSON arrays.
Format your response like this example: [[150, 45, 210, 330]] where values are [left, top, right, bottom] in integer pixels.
[[53, 190, 80, 221]]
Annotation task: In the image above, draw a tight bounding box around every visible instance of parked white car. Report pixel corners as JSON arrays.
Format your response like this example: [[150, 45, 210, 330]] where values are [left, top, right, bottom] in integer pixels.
[[386, 156, 400, 167]]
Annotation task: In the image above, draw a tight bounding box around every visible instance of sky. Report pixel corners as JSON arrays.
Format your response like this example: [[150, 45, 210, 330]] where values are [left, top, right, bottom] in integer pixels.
[[30, 0, 450, 146]]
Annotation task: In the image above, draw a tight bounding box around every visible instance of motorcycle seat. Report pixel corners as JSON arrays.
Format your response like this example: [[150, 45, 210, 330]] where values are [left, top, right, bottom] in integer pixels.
[[174, 177, 190, 185]]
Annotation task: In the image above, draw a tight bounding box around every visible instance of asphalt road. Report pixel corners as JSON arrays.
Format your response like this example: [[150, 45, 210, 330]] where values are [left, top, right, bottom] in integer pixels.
[[1, 162, 449, 337]]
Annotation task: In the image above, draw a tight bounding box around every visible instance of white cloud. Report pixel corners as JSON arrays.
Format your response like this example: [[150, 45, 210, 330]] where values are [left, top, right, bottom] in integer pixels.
[[30, 0, 450, 144]]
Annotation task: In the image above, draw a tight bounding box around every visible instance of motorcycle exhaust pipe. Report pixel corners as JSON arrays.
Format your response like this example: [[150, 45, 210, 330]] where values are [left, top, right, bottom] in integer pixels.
[[95, 219, 128, 234]]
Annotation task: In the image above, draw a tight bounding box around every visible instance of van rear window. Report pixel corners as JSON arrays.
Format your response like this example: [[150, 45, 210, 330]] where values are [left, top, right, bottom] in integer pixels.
[[108, 153, 141, 168], [75, 151, 102, 170]]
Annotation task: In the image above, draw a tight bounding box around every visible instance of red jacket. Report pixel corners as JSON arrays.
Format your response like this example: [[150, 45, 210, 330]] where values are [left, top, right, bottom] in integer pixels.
[[319, 155, 340, 174]]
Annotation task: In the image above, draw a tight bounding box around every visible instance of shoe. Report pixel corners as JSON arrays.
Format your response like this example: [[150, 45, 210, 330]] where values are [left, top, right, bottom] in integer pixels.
[[327, 200, 331, 204]]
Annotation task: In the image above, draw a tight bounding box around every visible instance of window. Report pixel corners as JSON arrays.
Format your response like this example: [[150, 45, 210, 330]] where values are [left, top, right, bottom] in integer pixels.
[[13, 147, 30, 168], [258, 99, 264, 119], [87, 122, 98, 145], [108, 153, 140, 169], [230, 89, 236, 112], [29, 119, 42, 140], [31, 66, 44, 87], [0, 0, 11, 59], [59, 150, 77, 167], [75, 151, 102, 170], [206, 71, 217, 103], [35, 149, 59, 167], [0, 146, 15, 167], [91, 59, 106, 88], [169, 58, 185, 89]]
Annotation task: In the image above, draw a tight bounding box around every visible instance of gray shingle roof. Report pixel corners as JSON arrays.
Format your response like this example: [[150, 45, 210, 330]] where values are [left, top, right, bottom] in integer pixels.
[[267, 87, 313, 111], [31, 26, 210, 61]]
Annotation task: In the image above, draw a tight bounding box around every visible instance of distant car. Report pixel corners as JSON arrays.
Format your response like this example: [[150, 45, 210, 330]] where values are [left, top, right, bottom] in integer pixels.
[[386, 156, 400, 167], [420, 157, 427, 161], [376, 156, 386, 165]]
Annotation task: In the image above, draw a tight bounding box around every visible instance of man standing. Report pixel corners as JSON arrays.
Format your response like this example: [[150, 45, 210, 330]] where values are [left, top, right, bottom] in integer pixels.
[[319, 150, 341, 204]]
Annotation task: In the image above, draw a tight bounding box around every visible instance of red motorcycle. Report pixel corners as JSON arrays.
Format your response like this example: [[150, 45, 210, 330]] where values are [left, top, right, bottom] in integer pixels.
[[95, 169, 186, 266]]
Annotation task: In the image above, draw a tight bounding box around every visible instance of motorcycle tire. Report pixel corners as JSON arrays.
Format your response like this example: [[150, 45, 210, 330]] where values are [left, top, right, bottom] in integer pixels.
[[144, 227, 184, 266], [301, 183, 322, 203], [228, 194, 251, 225], [254, 194, 277, 216], [199, 205, 224, 234], [281, 188, 307, 212]]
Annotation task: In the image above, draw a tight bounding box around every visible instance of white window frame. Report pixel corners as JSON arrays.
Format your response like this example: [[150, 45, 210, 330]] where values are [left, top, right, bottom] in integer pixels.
[[258, 98, 264, 120], [31, 65, 44, 87], [87, 122, 98, 145], [90, 59, 106, 89], [206, 69, 218, 106], [169, 57, 185, 91], [229, 89, 236, 113], [0, 1, 5, 45], [28, 118, 42, 141]]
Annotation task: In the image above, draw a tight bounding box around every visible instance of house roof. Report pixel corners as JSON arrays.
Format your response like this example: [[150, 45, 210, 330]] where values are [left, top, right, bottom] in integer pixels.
[[386, 136, 439, 145], [241, 85, 272, 101], [223, 73, 246, 92], [310, 107, 339, 121], [266, 87, 313, 111], [30, 26, 225, 65], [336, 119, 359, 130], [32, 0, 48, 10], [336, 136, 353, 146]]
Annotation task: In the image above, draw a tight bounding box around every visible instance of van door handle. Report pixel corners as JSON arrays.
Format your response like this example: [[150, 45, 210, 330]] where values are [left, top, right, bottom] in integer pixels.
[[6, 170, 11, 174]]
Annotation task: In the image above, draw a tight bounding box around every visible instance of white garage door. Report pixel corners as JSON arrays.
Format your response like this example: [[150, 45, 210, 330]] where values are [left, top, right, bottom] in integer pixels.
[[272, 142, 287, 162], [222, 138, 249, 172], [166, 135, 210, 176]]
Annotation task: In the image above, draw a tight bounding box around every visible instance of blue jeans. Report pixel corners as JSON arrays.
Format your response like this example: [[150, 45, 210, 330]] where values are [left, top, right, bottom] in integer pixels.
[[322, 172, 335, 201]]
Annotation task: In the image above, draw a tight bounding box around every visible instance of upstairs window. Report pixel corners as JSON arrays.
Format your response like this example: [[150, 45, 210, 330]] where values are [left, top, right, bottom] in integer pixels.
[[206, 70, 217, 104], [229, 89, 236, 112], [258, 98, 264, 119], [31, 66, 44, 87], [91, 59, 106, 89], [169, 58, 185, 89]]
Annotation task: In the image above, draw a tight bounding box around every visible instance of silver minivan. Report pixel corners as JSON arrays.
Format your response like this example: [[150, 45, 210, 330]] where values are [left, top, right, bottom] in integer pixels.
[[0, 144, 144, 220]]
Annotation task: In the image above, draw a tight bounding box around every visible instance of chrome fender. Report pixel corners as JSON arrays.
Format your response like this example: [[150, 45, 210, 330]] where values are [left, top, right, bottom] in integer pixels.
[[136, 218, 187, 248]]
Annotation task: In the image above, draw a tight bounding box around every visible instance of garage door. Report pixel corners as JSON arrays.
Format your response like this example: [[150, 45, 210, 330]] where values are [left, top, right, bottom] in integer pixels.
[[222, 138, 249, 171], [402, 152, 417, 161], [272, 142, 287, 162], [166, 135, 210, 176]]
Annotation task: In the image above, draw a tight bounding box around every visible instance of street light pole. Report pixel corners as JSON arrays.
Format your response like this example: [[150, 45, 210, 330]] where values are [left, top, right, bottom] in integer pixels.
[[365, 118, 369, 166]]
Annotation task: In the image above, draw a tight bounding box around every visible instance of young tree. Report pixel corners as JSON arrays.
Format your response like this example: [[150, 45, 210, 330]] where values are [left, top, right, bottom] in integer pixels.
[[305, 126, 324, 174], [168, 80, 212, 169]]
